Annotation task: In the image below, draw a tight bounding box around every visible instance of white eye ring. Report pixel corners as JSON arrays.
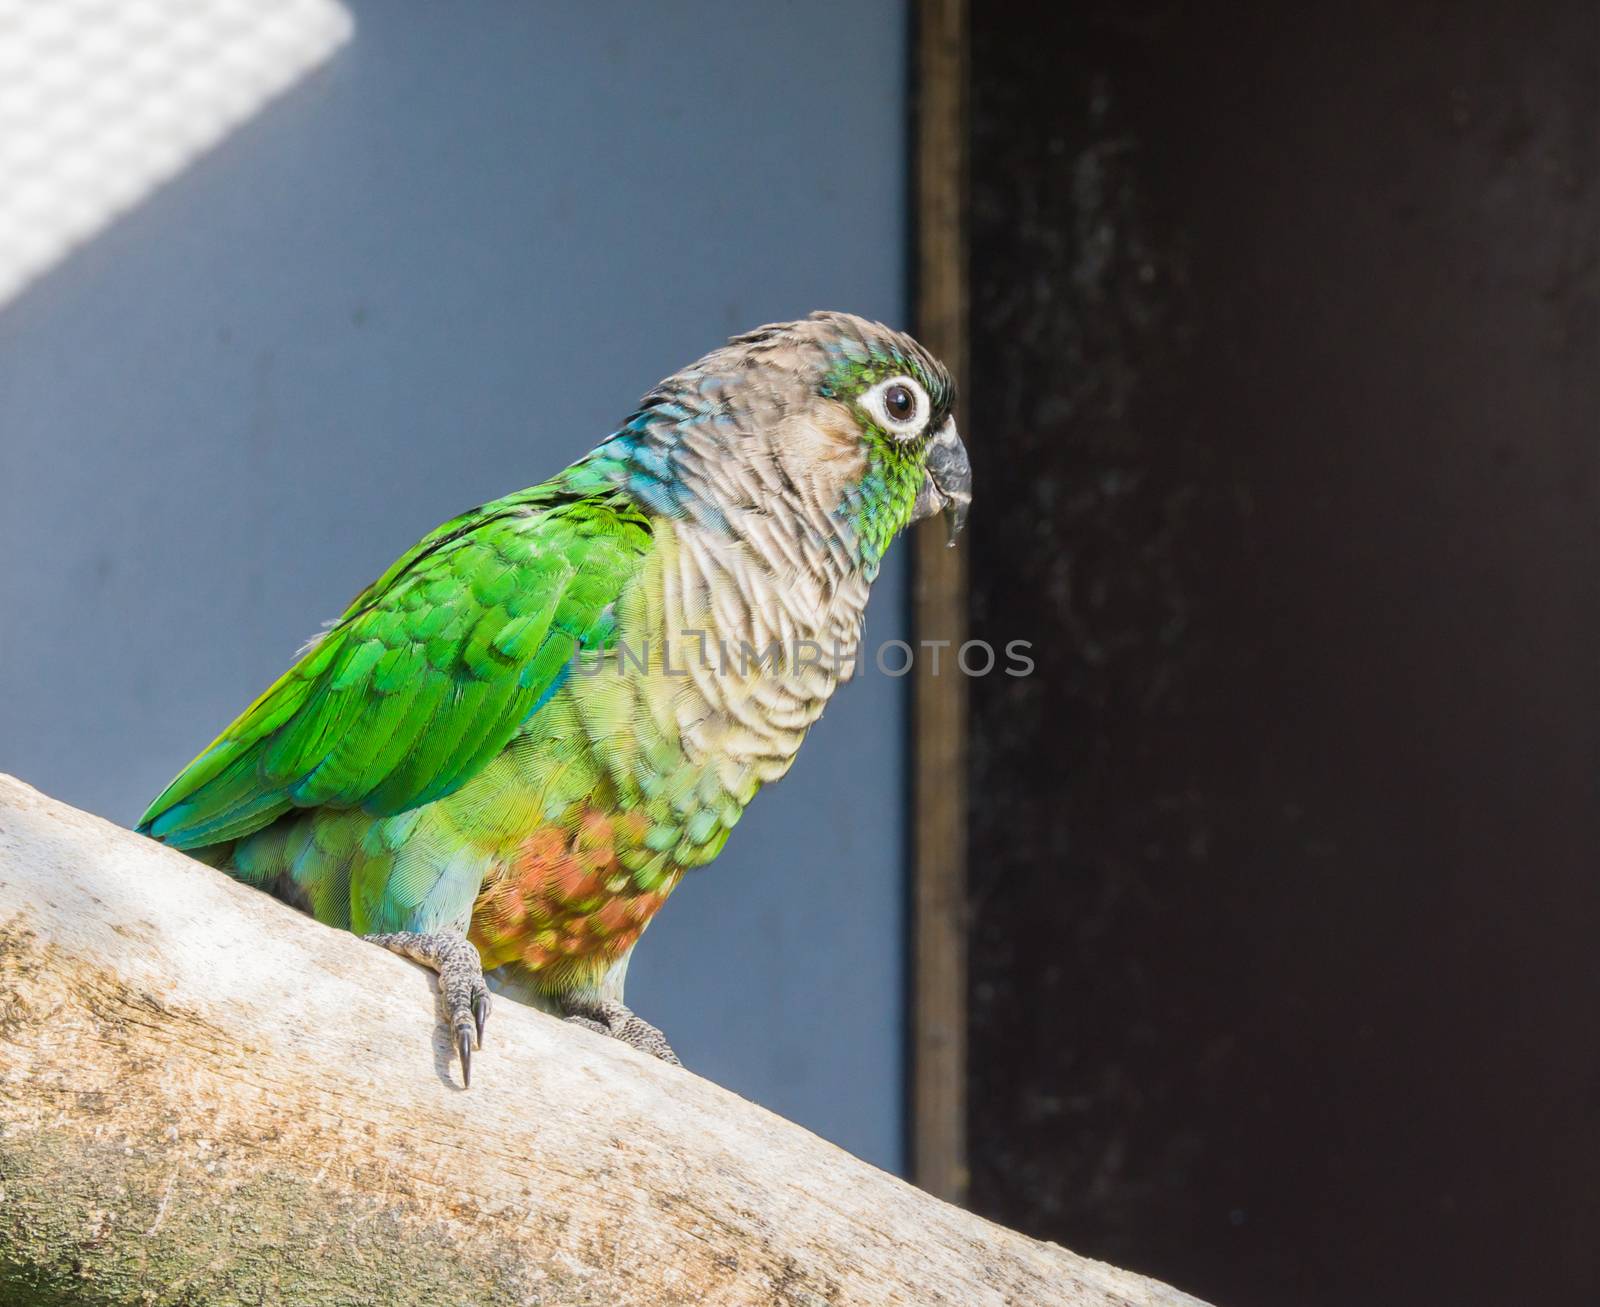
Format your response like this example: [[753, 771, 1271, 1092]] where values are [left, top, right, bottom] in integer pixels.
[[861, 374, 929, 439]]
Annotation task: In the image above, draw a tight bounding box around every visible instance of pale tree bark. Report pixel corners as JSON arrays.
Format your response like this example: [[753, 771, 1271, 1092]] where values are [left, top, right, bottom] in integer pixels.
[[0, 776, 1210, 1307]]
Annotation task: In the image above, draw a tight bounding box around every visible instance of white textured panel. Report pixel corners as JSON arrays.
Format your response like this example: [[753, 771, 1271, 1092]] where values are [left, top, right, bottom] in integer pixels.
[[0, 0, 351, 305]]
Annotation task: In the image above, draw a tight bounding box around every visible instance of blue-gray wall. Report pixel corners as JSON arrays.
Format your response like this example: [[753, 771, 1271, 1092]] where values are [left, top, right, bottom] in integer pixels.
[[0, 1, 909, 1170]]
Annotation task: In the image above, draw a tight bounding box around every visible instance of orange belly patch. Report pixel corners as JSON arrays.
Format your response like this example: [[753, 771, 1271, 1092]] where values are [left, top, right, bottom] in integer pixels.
[[469, 808, 675, 987]]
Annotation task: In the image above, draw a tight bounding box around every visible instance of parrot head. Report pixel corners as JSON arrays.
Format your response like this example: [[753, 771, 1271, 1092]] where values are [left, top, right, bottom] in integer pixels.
[[595, 312, 970, 572]]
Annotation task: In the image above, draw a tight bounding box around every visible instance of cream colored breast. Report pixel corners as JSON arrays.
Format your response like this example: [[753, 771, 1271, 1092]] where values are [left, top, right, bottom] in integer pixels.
[[662, 514, 871, 785]]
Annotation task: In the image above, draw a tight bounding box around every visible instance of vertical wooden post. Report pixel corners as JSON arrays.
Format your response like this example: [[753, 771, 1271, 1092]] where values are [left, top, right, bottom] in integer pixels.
[[911, 0, 969, 1206]]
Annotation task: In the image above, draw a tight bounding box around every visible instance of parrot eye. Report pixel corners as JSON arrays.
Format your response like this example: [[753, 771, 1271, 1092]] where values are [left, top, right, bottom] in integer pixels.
[[861, 374, 929, 439]]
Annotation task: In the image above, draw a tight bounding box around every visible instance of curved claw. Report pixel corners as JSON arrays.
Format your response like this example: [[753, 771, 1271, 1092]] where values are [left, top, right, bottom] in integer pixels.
[[560, 996, 682, 1066], [363, 930, 492, 1088]]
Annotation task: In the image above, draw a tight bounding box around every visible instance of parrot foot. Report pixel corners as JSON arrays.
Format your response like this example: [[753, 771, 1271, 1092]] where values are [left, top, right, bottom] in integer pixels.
[[560, 995, 681, 1066], [363, 930, 491, 1088]]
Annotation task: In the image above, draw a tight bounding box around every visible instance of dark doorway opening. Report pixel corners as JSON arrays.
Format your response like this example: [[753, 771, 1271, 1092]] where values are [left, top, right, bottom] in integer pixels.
[[963, 4, 1599, 1304]]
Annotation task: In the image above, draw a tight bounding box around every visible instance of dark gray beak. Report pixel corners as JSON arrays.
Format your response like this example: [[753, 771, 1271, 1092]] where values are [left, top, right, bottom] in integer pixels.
[[914, 418, 972, 546]]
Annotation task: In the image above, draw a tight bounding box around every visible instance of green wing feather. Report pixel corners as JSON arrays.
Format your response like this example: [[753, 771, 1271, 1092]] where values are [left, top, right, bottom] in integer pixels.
[[138, 484, 652, 851]]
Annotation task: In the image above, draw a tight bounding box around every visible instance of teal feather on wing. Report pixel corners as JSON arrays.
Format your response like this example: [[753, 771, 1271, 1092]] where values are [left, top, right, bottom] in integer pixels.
[[138, 487, 652, 851]]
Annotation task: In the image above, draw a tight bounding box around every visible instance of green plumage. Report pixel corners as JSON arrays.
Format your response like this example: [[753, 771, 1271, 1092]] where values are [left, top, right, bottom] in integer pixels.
[[145, 483, 648, 846], [139, 312, 969, 1029]]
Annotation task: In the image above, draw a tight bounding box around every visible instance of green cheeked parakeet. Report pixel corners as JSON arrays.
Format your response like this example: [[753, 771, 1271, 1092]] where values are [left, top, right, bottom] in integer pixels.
[[138, 313, 970, 1084]]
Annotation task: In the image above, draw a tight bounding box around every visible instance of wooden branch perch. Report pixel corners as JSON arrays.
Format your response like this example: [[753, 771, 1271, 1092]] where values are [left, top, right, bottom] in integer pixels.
[[0, 776, 1209, 1307]]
